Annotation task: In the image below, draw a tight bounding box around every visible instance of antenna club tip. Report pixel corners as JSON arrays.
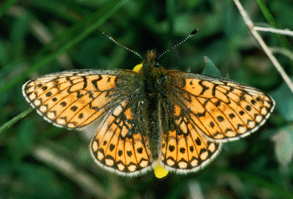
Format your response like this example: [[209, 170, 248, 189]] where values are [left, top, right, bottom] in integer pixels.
[[191, 29, 199, 35], [102, 32, 110, 38]]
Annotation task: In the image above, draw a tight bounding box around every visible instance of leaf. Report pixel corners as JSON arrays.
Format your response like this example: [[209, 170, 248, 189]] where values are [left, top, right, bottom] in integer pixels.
[[271, 125, 293, 169], [202, 56, 222, 77], [270, 78, 293, 121]]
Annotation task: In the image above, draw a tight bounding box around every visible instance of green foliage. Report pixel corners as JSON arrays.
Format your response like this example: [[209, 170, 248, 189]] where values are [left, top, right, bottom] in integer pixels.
[[271, 78, 293, 121], [0, 0, 292, 198], [202, 56, 222, 77]]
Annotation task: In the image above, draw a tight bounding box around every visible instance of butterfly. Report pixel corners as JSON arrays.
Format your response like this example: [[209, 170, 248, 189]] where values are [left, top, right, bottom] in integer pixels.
[[22, 30, 275, 177]]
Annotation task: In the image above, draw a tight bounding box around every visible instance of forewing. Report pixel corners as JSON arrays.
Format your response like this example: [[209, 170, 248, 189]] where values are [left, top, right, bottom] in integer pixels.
[[22, 69, 136, 129], [160, 99, 221, 173], [91, 99, 152, 176], [167, 71, 275, 142]]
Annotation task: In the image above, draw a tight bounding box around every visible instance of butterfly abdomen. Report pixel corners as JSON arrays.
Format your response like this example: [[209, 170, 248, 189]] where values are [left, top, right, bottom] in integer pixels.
[[138, 67, 170, 162]]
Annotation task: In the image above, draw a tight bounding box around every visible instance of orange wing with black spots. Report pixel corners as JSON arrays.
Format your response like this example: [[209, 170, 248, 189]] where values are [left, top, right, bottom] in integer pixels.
[[160, 99, 221, 173], [90, 100, 152, 176], [167, 72, 275, 142], [22, 69, 136, 129]]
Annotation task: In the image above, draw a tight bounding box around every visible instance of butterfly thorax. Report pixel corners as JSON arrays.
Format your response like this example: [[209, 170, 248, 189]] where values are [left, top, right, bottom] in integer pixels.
[[138, 49, 168, 95]]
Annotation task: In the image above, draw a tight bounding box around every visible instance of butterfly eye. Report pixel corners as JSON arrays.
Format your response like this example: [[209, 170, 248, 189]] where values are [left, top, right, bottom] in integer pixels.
[[155, 62, 160, 67]]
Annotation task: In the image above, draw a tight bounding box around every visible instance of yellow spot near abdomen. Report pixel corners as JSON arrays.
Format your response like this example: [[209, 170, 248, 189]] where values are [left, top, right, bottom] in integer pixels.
[[154, 163, 168, 178]]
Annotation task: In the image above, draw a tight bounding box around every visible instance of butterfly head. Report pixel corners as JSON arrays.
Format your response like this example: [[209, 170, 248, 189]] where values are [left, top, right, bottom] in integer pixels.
[[138, 49, 166, 76], [144, 49, 160, 68], [132, 49, 166, 79]]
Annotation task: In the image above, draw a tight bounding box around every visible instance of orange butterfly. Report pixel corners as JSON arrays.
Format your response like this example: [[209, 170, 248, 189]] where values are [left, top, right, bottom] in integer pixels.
[[22, 30, 275, 177]]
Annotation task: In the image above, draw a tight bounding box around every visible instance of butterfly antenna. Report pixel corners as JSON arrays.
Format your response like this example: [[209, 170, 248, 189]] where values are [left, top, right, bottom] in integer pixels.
[[103, 32, 143, 59], [157, 29, 199, 60]]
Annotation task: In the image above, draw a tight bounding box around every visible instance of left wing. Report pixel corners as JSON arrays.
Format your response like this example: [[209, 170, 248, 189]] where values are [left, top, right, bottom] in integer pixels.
[[90, 99, 152, 176], [22, 69, 136, 129]]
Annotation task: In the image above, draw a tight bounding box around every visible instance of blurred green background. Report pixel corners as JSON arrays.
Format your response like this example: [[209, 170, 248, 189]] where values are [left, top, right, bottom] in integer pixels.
[[1, 0, 293, 198]]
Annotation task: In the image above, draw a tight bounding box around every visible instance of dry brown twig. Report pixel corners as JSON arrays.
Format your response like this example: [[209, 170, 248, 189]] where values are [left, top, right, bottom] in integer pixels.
[[233, 0, 293, 93]]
